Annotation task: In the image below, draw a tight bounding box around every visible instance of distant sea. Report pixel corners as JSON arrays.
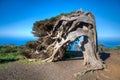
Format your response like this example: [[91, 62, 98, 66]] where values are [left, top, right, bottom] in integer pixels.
[[98, 38, 120, 48], [0, 37, 120, 48], [0, 37, 37, 46]]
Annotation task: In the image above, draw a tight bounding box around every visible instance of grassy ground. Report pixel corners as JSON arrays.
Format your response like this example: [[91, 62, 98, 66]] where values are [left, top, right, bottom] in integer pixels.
[[0, 53, 25, 63], [0, 44, 43, 64], [0, 44, 119, 64]]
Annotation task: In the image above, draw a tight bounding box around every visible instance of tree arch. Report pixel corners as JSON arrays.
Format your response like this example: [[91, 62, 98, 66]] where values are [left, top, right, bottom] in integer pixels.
[[30, 9, 105, 76]]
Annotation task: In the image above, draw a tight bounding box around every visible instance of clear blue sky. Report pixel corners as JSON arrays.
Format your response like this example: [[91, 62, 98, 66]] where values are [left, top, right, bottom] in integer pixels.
[[0, 0, 120, 40]]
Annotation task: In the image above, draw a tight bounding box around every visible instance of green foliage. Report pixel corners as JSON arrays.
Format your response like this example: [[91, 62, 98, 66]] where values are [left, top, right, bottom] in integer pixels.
[[0, 53, 25, 63], [0, 44, 25, 63], [23, 41, 38, 58], [25, 41, 37, 49], [98, 44, 104, 53], [0, 43, 45, 64], [19, 59, 43, 64], [98, 44, 120, 52], [112, 45, 120, 50], [104, 47, 112, 51], [105, 45, 120, 51], [0, 44, 25, 54], [32, 15, 59, 37], [32, 11, 74, 38]]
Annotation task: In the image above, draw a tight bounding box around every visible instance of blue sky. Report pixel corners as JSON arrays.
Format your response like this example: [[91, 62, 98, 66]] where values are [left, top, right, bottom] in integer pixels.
[[0, 0, 120, 40]]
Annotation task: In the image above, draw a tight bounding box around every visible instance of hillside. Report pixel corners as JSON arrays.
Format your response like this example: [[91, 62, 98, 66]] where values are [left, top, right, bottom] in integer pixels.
[[0, 50, 120, 80]]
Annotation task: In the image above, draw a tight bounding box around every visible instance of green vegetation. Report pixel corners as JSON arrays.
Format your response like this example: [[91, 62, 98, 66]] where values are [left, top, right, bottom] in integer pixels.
[[0, 53, 25, 63], [0, 44, 24, 54], [104, 45, 120, 51], [19, 59, 43, 64], [98, 44, 120, 52], [0, 44, 44, 64], [0, 43, 120, 64], [0, 44, 25, 63]]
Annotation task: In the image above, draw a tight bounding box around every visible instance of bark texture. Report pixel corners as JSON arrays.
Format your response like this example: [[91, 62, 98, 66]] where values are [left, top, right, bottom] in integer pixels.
[[26, 9, 105, 75]]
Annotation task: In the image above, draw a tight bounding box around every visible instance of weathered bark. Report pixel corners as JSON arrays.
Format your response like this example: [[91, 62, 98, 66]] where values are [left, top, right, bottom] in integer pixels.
[[31, 9, 105, 76]]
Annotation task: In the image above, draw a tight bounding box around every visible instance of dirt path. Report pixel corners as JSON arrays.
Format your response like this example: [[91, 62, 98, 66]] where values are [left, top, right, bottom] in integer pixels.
[[0, 58, 84, 80], [0, 51, 120, 80]]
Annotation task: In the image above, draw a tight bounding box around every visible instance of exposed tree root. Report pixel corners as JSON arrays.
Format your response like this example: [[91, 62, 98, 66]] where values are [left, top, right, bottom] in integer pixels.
[[42, 56, 54, 62], [74, 64, 105, 78]]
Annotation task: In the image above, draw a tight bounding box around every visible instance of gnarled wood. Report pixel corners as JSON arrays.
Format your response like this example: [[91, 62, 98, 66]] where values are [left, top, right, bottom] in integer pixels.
[[28, 9, 105, 76]]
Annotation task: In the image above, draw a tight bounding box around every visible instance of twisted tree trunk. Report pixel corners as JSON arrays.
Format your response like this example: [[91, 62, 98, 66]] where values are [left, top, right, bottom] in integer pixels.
[[32, 9, 105, 76]]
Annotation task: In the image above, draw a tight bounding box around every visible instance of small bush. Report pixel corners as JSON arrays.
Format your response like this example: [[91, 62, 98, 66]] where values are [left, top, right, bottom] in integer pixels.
[[0, 53, 25, 63], [112, 45, 120, 50], [0, 44, 25, 63], [99, 44, 120, 52]]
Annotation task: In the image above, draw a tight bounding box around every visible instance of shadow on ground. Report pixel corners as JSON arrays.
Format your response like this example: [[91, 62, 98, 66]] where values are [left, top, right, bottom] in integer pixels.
[[63, 51, 110, 61], [63, 51, 83, 61], [0, 59, 19, 64], [100, 52, 110, 61]]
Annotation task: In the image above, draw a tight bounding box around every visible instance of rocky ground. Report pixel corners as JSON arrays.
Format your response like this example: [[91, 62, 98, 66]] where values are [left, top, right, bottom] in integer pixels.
[[0, 50, 120, 80]]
